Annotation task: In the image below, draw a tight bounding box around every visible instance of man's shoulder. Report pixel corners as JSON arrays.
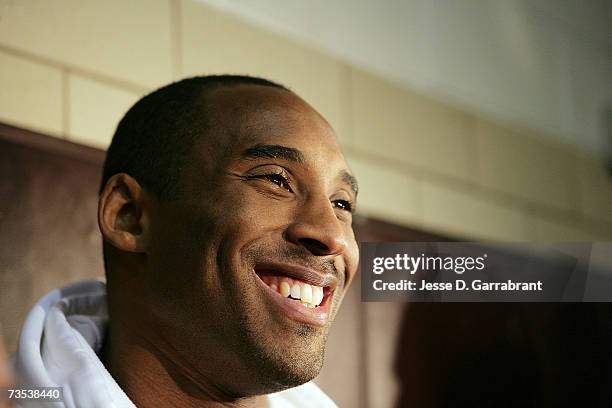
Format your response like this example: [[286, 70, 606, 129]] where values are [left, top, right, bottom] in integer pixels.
[[267, 382, 337, 408]]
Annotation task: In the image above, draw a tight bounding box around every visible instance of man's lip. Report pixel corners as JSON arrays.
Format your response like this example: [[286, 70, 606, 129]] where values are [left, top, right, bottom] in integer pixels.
[[253, 261, 338, 290]]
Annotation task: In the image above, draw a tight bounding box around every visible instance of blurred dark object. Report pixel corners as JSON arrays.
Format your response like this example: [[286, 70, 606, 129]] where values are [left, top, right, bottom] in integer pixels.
[[394, 303, 612, 408]]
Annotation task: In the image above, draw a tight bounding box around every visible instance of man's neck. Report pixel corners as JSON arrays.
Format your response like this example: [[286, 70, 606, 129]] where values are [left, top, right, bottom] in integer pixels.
[[100, 328, 268, 408]]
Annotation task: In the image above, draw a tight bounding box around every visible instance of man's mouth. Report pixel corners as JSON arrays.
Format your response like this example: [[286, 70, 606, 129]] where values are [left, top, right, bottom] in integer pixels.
[[258, 274, 330, 308], [252, 262, 337, 326]]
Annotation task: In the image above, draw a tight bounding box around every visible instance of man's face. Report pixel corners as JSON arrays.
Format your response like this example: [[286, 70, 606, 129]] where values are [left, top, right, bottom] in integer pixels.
[[143, 85, 359, 395]]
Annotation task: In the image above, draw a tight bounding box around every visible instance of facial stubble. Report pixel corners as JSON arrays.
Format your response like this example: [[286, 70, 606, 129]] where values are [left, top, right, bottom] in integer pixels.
[[227, 246, 343, 392]]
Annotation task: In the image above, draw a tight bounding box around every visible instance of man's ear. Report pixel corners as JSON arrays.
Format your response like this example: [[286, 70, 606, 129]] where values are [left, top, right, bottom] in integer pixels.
[[98, 173, 150, 253]]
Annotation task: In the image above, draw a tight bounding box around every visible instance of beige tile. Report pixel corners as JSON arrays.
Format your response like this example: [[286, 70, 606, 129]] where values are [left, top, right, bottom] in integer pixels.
[[348, 155, 422, 227], [422, 182, 530, 241], [350, 68, 476, 182], [0, 51, 62, 135], [0, 0, 172, 88], [476, 119, 576, 211], [575, 151, 612, 224], [68, 75, 140, 149], [180, 1, 348, 143], [530, 217, 608, 242]]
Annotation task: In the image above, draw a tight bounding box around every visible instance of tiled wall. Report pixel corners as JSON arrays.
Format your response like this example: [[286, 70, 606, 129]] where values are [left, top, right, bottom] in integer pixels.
[[2, 0, 609, 243], [1, 0, 610, 243]]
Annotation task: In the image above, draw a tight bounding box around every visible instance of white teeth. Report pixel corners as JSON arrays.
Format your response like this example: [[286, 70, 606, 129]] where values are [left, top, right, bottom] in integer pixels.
[[279, 282, 291, 297], [290, 284, 301, 299], [313, 286, 324, 306], [271, 280, 324, 308], [301, 284, 313, 303]]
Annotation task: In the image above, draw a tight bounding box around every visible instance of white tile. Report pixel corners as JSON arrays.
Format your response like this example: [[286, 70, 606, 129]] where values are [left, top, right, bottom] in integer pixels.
[[422, 182, 531, 241], [476, 119, 576, 211], [0, 51, 62, 135], [68, 75, 140, 149], [348, 155, 422, 228], [350, 68, 476, 182], [0, 0, 173, 88]]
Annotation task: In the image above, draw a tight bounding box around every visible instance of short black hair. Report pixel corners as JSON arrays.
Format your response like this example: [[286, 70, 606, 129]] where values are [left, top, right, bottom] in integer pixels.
[[100, 75, 289, 199]]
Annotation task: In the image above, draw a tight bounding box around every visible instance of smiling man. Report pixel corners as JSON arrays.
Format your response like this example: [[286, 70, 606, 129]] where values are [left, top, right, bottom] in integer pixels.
[[11, 76, 359, 407]]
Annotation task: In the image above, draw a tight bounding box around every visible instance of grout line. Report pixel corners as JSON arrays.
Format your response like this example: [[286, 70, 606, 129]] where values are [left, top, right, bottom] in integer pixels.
[[346, 146, 612, 233], [0, 44, 150, 94], [466, 115, 481, 183], [347, 146, 494, 195], [340, 63, 354, 148], [61, 68, 70, 139]]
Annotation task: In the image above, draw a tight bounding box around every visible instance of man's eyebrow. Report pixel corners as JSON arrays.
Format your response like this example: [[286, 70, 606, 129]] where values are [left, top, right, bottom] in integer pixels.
[[241, 144, 305, 163], [241, 144, 358, 194], [341, 170, 359, 196]]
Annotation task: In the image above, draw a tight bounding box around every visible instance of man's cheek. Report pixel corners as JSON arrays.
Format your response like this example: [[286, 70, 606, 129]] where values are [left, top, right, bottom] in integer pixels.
[[342, 241, 360, 287], [230, 198, 293, 232]]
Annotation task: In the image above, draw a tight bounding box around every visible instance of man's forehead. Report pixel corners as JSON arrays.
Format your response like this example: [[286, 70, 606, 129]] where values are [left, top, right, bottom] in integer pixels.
[[200, 85, 342, 162], [183, 84, 356, 193], [207, 85, 335, 142]]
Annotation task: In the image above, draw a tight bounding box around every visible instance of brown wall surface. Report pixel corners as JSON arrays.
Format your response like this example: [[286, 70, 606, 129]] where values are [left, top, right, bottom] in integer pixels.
[[0, 124, 105, 352]]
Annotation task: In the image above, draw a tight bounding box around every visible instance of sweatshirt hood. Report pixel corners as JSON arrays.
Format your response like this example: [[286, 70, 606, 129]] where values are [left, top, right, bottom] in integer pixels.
[[13, 280, 133, 408]]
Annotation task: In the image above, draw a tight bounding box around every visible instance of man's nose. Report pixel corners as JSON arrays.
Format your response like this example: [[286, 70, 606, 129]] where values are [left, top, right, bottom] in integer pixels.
[[285, 198, 348, 257]]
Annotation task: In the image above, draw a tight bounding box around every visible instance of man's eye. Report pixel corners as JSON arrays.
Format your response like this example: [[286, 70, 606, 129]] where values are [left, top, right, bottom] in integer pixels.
[[333, 199, 353, 212], [253, 173, 293, 192]]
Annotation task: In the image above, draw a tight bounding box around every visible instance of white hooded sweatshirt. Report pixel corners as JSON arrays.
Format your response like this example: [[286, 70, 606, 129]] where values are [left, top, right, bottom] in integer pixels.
[[12, 280, 337, 408]]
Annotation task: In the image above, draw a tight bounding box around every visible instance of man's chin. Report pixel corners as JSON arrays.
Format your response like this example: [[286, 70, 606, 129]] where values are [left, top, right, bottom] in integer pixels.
[[245, 337, 327, 394], [254, 360, 323, 395]]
